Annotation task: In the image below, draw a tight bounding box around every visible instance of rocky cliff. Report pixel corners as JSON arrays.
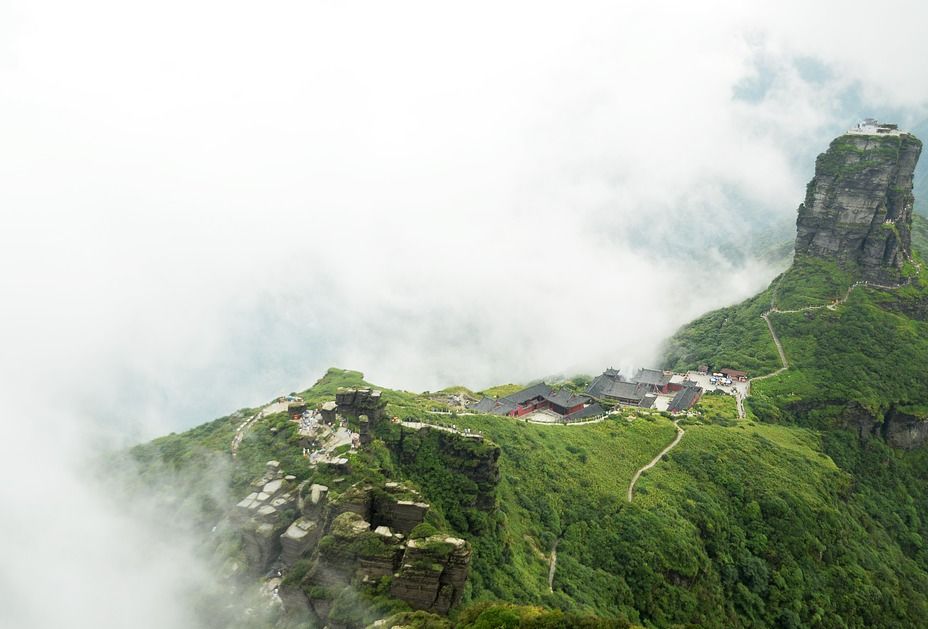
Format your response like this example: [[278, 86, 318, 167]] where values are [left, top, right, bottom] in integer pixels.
[[379, 424, 501, 517], [231, 465, 472, 627], [835, 402, 928, 451], [795, 129, 922, 281], [231, 461, 299, 573], [882, 406, 928, 450]]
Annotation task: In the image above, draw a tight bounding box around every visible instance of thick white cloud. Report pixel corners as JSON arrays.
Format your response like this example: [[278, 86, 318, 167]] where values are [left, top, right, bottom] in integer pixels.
[[1, 2, 928, 627]]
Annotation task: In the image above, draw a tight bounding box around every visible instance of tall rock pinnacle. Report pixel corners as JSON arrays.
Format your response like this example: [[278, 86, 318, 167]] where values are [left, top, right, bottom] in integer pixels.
[[794, 121, 922, 280]]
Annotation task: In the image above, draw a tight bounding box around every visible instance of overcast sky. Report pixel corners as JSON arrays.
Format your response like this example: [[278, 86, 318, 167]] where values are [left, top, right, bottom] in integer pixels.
[[2, 2, 928, 627]]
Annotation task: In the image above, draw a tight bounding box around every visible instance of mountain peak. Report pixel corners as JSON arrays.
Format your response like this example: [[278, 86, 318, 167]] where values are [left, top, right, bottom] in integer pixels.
[[794, 127, 922, 281]]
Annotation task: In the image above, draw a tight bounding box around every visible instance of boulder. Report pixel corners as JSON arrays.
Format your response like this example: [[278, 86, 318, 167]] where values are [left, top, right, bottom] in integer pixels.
[[390, 535, 471, 614], [334, 388, 386, 422], [298, 482, 329, 519], [280, 517, 321, 566], [320, 401, 338, 424]]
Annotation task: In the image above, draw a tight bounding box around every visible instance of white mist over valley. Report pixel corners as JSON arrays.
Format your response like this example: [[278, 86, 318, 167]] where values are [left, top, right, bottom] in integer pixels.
[[2, 2, 928, 628]]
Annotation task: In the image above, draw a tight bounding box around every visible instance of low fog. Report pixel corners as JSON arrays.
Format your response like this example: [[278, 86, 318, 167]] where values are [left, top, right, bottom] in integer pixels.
[[2, 1, 928, 627]]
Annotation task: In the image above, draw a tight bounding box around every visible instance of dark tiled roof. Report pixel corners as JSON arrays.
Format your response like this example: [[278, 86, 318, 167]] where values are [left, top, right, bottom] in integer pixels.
[[469, 397, 517, 415], [637, 395, 656, 409], [587, 370, 627, 398], [632, 368, 671, 387], [596, 380, 649, 402], [469, 397, 499, 413], [544, 388, 590, 409], [564, 403, 604, 421], [501, 383, 553, 405], [668, 387, 703, 413], [587, 374, 612, 398]]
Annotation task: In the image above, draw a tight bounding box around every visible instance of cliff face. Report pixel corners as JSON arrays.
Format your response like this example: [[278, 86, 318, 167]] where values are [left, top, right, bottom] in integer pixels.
[[275, 481, 471, 625], [231, 465, 473, 626], [795, 131, 922, 281], [882, 406, 928, 450], [379, 424, 501, 517]]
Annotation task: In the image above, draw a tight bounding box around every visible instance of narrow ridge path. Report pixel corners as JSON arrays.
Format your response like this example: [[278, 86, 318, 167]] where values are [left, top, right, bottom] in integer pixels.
[[627, 419, 684, 502]]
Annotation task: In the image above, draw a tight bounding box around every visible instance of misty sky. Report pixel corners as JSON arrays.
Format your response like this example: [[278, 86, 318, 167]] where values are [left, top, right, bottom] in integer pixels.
[[4, 1, 928, 437], [6, 1, 928, 440], [1, 4, 928, 624]]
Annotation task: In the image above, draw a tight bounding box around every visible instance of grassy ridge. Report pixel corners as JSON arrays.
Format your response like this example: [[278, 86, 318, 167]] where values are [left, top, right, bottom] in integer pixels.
[[772, 256, 857, 310]]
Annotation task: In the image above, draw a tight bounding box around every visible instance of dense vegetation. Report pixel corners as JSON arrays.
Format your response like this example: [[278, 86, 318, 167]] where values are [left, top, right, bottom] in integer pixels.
[[660, 283, 780, 377], [813, 133, 913, 179], [127, 228, 928, 629], [384, 390, 928, 627], [653, 225, 928, 627]]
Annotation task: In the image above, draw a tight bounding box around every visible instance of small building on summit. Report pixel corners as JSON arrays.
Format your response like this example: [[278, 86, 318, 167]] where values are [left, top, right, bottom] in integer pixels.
[[288, 401, 308, 420], [850, 118, 901, 135]]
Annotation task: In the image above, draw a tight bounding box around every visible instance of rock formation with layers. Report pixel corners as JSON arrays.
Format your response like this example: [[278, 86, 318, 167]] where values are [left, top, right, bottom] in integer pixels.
[[795, 124, 922, 281]]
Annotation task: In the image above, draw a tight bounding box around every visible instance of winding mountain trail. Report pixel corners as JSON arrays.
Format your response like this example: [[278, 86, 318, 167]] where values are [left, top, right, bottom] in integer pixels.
[[230, 400, 289, 457], [231, 412, 261, 458], [637, 259, 923, 487], [742, 258, 923, 417], [627, 419, 685, 502], [547, 539, 558, 592]]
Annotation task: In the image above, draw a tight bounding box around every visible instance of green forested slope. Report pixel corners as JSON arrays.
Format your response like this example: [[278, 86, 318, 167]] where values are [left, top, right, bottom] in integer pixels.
[[425, 396, 928, 628], [130, 363, 928, 628], [129, 213, 928, 629], [652, 220, 928, 627], [660, 284, 781, 376]]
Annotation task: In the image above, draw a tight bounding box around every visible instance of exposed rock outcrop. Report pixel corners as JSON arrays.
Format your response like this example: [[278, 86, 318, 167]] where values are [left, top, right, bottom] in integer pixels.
[[280, 517, 321, 566], [232, 461, 298, 573], [382, 425, 501, 513], [279, 482, 330, 566], [882, 406, 928, 450], [320, 401, 338, 424], [836, 403, 928, 450], [335, 387, 386, 422], [795, 129, 922, 281], [390, 535, 471, 614], [372, 482, 430, 535], [300, 511, 470, 621], [232, 467, 468, 624], [326, 481, 430, 535]]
